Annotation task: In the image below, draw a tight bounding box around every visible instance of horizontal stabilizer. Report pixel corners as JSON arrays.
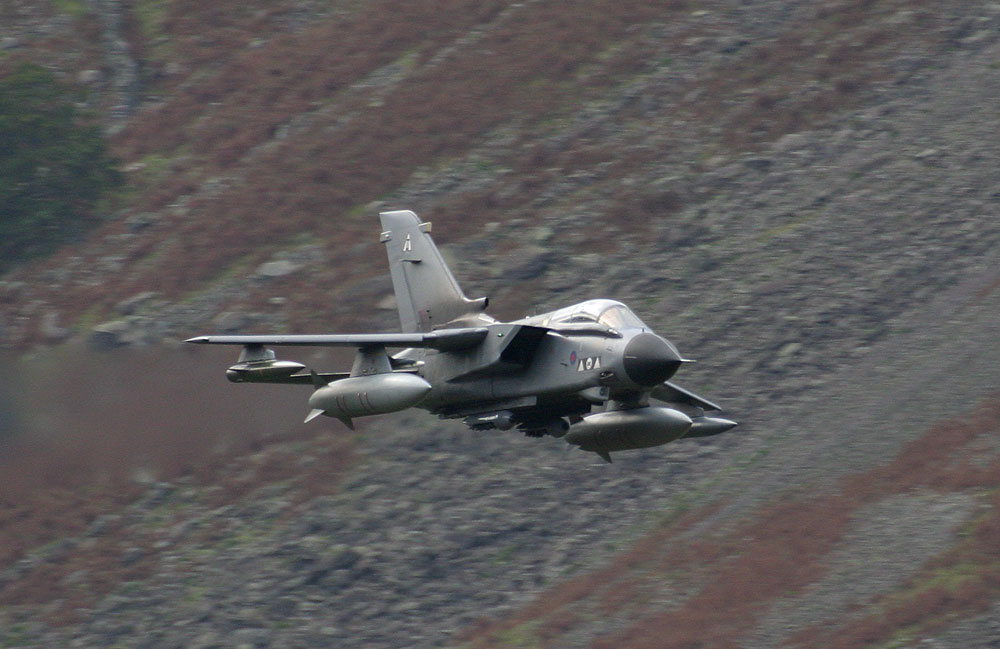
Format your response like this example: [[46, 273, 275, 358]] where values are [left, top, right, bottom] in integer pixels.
[[186, 327, 488, 352], [651, 381, 722, 412]]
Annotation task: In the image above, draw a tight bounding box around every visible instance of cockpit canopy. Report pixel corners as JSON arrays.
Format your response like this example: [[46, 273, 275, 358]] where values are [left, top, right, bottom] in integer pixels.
[[530, 299, 651, 331]]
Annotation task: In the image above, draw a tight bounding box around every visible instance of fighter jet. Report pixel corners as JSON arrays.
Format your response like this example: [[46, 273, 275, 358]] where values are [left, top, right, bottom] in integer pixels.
[[188, 210, 736, 462]]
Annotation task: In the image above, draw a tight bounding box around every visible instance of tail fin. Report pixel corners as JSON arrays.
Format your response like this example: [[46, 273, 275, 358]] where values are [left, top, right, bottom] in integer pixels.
[[379, 210, 489, 332]]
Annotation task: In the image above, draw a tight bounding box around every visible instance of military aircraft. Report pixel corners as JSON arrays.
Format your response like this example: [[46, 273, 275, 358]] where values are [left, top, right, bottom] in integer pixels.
[[188, 210, 736, 462]]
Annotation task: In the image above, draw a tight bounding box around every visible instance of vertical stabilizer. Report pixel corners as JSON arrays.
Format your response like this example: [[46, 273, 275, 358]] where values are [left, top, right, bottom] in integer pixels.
[[379, 210, 488, 332]]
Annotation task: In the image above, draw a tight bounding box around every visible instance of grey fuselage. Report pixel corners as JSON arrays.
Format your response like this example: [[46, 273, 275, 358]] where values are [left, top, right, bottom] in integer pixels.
[[396, 299, 681, 430]]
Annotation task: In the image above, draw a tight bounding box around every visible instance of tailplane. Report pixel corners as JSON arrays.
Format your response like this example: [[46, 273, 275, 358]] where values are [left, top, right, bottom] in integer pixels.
[[379, 210, 490, 332]]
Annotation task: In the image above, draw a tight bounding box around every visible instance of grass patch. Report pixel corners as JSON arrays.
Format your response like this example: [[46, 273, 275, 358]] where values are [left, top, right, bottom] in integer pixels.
[[754, 211, 818, 243], [488, 620, 542, 649], [492, 543, 519, 566], [133, 0, 170, 41], [1, 623, 30, 648], [52, 0, 88, 18]]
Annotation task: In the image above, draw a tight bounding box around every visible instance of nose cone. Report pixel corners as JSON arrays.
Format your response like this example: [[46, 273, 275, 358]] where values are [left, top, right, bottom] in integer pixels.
[[623, 333, 683, 386]]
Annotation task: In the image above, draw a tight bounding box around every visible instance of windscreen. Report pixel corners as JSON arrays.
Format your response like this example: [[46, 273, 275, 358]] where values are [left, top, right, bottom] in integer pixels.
[[598, 305, 649, 331]]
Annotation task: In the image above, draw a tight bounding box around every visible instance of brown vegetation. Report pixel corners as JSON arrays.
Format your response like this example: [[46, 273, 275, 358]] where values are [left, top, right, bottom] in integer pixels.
[[6, 0, 696, 339], [461, 395, 1000, 648], [0, 0, 964, 345], [0, 348, 357, 623], [0, 428, 356, 624], [790, 399, 1000, 648]]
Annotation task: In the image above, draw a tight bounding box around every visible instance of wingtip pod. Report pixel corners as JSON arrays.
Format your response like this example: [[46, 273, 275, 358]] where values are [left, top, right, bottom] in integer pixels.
[[227, 359, 307, 383]]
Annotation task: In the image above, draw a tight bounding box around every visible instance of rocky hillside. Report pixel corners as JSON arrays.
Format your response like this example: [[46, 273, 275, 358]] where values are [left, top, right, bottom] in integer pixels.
[[2, 1, 1000, 648]]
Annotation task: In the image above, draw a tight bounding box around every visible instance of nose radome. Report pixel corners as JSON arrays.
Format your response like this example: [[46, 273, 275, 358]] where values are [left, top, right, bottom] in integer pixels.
[[623, 333, 683, 386]]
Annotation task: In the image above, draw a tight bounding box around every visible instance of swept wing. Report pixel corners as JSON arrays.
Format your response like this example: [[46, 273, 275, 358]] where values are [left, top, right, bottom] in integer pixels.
[[185, 327, 489, 352], [651, 380, 722, 412]]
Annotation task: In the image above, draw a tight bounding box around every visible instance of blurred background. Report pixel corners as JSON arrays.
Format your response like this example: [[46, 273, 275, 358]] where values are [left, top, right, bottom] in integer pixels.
[[1, 1, 999, 647]]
